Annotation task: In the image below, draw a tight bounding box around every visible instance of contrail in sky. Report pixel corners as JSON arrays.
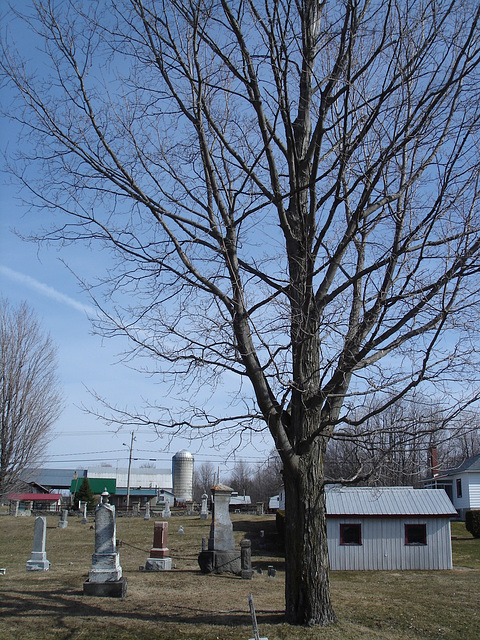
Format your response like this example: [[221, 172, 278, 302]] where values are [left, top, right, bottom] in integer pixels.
[[0, 265, 97, 316]]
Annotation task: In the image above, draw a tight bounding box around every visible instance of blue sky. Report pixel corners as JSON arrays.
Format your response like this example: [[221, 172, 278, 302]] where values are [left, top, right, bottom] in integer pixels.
[[0, 190, 271, 473], [0, 1, 274, 478]]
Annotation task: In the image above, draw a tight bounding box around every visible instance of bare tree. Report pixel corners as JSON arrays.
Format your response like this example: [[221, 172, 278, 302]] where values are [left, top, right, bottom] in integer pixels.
[[192, 460, 216, 501], [0, 299, 63, 501], [228, 459, 253, 496], [2, 0, 480, 626]]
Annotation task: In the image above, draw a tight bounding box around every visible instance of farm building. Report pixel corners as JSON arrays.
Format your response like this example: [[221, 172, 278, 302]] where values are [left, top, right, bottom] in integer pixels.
[[424, 452, 480, 520], [278, 485, 456, 570], [7, 492, 62, 513]]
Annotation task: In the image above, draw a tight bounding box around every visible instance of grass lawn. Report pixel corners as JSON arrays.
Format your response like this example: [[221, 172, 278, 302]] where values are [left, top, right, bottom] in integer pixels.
[[0, 511, 478, 640]]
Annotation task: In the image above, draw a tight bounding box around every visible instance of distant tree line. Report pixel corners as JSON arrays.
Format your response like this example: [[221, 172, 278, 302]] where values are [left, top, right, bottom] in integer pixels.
[[193, 452, 282, 505], [194, 395, 480, 501]]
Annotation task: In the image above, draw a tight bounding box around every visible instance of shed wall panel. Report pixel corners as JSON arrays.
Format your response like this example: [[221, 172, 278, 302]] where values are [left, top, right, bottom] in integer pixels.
[[327, 517, 452, 570]]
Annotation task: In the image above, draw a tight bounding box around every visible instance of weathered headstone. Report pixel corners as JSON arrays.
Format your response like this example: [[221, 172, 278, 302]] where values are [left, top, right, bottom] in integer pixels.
[[144, 502, 151, 520], [198, 484, 241, 574], [58, 509, 68, 528], [26, 516, 50, 571], [145, 521, 172, 571], [162, 498, 171, 519], [200, 493, 208, 519], [83, 490, 127, 597], [256, 502, 264, 516], [240, 539, 253, 580], [81, 502, 88, 524]]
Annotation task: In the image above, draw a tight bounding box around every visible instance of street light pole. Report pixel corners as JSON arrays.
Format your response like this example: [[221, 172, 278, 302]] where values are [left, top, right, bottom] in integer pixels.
[[125, 431, 135, 510]]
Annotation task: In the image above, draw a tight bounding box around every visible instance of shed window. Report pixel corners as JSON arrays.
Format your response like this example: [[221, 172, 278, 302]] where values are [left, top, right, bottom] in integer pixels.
[[456, 478, 462, 498], [340, 523, 362, 545], [405, 524, 427, 545]]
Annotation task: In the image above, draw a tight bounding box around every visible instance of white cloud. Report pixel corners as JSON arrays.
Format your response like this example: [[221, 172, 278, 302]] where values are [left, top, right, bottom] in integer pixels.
[[0, 265, 97, 316]]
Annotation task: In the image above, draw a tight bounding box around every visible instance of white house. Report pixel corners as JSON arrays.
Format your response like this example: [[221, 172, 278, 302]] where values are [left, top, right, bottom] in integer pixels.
[[278, 485, 456, 570], [424, 452, 480, 520]]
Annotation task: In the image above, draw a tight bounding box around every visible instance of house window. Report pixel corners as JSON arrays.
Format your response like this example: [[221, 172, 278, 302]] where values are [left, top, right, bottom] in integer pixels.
[[405, 524, 427, 545], [456, 478, 462, 498], [340, 523, 362, 545]]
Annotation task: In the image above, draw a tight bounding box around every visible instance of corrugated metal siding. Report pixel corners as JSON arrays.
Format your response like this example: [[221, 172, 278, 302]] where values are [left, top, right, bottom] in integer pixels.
[[327, 517, 452, 570]]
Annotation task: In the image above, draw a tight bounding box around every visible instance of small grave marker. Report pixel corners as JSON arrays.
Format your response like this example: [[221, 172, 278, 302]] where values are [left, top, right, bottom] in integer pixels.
[[248, 594, 268, 640]]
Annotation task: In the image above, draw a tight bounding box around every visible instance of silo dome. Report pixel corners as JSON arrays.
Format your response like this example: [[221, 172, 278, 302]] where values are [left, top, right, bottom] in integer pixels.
[[172, 450, 194, 503]]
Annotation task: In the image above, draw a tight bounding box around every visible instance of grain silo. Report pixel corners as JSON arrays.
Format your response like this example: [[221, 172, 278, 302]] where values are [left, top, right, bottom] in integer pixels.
[[172, 450, 194, 503]]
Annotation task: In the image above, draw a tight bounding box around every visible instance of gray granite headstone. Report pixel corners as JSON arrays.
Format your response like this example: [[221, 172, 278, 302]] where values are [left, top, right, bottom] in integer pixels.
[[200, 493, 208, 519], [198, 484, 240, 574], [240, 539, 253, 580], [58, 509, 68, 528], [83, 490, 126, 597], [26, 516, 50, 571], [81, 502, 88, 524], [162, 499, 171, 519], [144, 503, 151, 520]]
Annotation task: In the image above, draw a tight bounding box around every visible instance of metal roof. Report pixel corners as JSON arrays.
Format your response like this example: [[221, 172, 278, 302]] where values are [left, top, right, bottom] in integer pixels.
[[22, 468, 87, 489], [7, 493, 62, 501], [325, 486, 456, 517]]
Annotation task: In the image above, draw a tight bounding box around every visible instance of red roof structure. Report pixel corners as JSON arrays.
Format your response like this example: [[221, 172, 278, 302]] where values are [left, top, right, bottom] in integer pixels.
[[7, 493, 62, 502]]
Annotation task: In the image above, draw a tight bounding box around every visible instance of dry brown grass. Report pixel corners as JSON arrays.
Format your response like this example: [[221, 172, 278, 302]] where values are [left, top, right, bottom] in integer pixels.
[[0, 512, 478, 640]]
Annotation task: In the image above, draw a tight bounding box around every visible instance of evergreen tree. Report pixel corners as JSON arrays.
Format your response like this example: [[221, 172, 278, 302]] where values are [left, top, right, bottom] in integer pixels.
[[74, 477, 95, 511]]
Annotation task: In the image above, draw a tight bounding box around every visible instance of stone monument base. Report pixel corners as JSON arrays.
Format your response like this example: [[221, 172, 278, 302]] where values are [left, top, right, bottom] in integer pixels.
[[198, 550, 241, 575], [83, 577, 127, 598], [145, 557, 172, 571], [26, 553, 50, 571]]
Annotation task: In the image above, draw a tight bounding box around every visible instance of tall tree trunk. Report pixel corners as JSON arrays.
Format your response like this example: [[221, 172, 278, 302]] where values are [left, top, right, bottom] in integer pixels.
[[283, 435, 336, 626]]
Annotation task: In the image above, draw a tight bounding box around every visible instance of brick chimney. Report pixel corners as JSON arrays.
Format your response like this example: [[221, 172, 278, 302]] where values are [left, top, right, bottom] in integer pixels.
[[429, 445, 439, 477]]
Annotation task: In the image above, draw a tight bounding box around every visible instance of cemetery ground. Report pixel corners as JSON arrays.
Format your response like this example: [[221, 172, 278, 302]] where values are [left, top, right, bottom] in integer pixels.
[[0, 512, 478, 640]]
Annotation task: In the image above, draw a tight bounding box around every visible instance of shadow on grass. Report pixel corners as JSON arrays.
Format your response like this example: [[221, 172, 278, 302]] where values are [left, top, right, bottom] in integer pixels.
[[0, 587, 285, 628]]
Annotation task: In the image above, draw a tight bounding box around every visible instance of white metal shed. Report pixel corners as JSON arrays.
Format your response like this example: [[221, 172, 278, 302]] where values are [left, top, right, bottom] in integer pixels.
[[325, 486, 456, 571]]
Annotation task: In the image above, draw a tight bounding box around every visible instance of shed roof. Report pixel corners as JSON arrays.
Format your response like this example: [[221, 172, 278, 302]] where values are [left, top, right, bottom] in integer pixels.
[[325, 486, 456, 517], [7, 493, 62, 502]]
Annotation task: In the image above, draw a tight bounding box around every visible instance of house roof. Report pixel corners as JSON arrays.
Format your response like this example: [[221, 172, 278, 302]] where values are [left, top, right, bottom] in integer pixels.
[[436, 452, 480, 478], [7, 493, 62, 502], [325, 486, 456, 517], [23, 468, 87, 489]]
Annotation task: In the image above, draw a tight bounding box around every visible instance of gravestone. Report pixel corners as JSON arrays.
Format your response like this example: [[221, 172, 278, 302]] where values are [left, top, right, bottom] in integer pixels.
[[200, 493, 208, 519], [26, 516, 50, 571], [81, 502, 88, 524], [145, 521, 172, 571], [83, 490, 127, 597], [240, 539, 253, 580], [144, 503, 151, 520], [162, 498, 171, 518], [186, 500, 193, 516], [198, 484, 240, 574], [58, 509, 68, 528]]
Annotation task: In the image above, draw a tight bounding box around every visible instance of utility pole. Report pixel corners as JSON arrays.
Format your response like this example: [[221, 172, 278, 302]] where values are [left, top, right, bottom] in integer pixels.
[[125, 431, 135, 510]]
